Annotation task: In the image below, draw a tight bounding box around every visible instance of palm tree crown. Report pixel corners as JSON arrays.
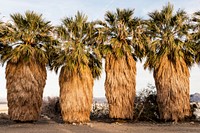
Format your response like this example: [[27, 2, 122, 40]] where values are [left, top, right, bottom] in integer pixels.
[[0, 11, 53, 65], [144, 3, 194, 70], [192, 11, 200, 63], [101, 8, 145, 60], [51, 11, 102, 79]]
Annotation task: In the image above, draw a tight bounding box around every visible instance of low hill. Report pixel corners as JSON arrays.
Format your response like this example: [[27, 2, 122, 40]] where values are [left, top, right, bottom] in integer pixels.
[[93, 97, 107, 103], [0, 98, 7, 104], [190, 93, 200, 102]]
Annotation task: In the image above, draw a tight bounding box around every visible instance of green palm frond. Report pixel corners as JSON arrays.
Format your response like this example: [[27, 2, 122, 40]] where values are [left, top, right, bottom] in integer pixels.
[[0, 11, 54, 65], [144, 3, 194, 70], [100, 8, 146, 60], [51, 12, 102, 79], [192, 11, 200, 63]]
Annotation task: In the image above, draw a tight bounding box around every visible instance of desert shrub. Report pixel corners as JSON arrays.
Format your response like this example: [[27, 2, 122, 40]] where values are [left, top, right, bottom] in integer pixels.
[[190, 102, 200, 121], [90, 101, 109, 119], [41, 97, 109, 121], [41, 97, 61, 121], [0, 113, 9, 120], [134, 84, 159, 122]]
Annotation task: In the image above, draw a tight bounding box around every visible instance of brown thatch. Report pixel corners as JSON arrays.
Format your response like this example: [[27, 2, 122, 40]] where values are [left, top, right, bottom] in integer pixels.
[[59, 66, 93, 123], [154, 56, 190, 122], [105, 53, 136, 119], [6, 58, 47, 122]]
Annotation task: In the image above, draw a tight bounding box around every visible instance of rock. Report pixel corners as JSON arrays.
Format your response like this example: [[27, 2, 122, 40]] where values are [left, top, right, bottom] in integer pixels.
[[190, 122, 195, 124], [191, 102, 200, 121], [115, 122, 122, 125], [42, 115, 51, 120], [72, 123, 77, 125], [193, 109, 200, 120], [190, 93, 200, 102], [86, 123, 93, 128]]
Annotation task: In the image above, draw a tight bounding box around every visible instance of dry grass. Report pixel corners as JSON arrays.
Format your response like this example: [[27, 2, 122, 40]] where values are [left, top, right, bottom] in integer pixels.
[[6, 58, 46, 122], [59, 66, 94, 123], [154, 56, 191, 122], [105, 53, 136, 119]]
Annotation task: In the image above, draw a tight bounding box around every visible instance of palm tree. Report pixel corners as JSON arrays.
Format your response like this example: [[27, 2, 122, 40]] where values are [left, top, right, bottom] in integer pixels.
[[0, 11, 54, 122], [102, 8, 145, 119], [144, 3, 194, 122], [50, 12, 102, 123]]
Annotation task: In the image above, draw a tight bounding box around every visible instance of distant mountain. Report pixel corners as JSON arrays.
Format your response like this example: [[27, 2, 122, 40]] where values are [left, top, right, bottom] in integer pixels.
[[190, 93, 200, 102], [1, 94, 199, 104], [93, 97, 107, 103], [0, 98, 7, 104]]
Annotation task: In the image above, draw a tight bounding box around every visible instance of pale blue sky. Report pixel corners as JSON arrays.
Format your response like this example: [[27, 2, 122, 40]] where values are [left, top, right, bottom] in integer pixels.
[[0, 0, 200, 98]]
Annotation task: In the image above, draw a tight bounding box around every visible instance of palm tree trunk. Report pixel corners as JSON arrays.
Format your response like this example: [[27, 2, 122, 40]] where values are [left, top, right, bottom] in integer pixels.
[[105, 53, 136, 119], [154, 56, 191, 122], [6, 59, 47, 122], [59, 66, 93, 123]]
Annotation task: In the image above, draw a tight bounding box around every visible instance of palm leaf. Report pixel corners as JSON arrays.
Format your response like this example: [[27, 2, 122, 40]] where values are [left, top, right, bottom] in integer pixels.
[[100, 8, 145, 60], [192, 11, 200, 64], [0, 11, 54, 65], [51, 12, 102, 79], [144, 3, 194, 70]]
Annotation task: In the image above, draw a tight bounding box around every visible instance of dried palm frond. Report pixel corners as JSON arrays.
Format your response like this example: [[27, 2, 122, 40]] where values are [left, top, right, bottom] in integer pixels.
[[6, 57, 46, 121], [105, 53, 136, 119], [59, 66, 93, 123]]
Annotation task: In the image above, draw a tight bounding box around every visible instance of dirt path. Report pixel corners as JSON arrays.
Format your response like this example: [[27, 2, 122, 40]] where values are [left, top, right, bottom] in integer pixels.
[[0, 117, 200, 133]]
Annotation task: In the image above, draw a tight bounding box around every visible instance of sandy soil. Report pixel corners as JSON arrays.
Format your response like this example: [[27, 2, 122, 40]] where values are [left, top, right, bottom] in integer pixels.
[[0, 104, 8, 114], [0, 115, 200, 133]]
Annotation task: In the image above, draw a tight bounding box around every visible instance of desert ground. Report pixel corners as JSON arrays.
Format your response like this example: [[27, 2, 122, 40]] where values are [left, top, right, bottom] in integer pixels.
[[0, 115, 200, 132], [0, 117, 200, 133], [1, 104, 200, 133], [0, 104, 8, 114]]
